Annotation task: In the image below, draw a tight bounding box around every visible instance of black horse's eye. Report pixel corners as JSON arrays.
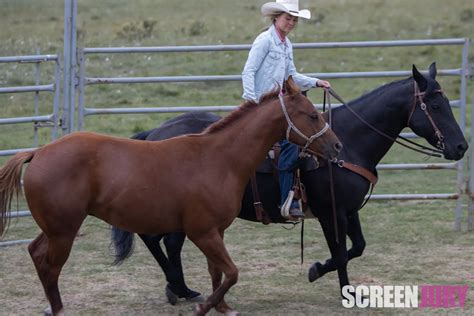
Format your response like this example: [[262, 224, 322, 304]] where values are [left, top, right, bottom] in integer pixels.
[[430, 102, 440, 110]]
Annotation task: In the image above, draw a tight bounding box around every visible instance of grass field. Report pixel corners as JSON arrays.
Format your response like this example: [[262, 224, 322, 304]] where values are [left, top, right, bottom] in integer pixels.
[[1, 0, 474, 315]]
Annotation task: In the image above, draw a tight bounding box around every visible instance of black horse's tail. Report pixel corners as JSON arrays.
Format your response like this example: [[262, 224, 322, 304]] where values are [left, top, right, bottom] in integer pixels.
[[110, 226, 135, 265]]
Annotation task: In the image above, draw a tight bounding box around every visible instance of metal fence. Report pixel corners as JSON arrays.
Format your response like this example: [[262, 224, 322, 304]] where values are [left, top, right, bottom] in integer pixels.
[[0, 38, 472, 247], [0, 54, 63, 247], [0, 54, 62, 156], [76, 39, 471, 231]]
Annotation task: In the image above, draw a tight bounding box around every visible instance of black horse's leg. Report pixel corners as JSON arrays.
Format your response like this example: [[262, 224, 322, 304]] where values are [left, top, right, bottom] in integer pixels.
[[309, 212, 365, 282], [346, 213, 366, 260], [310, 215, 350, 292], [163, 233, 202, 300], [138, 233, 199, 305]]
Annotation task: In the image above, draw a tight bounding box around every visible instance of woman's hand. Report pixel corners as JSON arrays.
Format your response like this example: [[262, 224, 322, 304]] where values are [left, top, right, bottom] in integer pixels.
[[316, 80, 331, 89]]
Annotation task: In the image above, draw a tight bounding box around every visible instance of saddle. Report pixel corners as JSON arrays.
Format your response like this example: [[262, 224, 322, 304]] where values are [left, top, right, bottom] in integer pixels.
[[251, 144, 313, 224], [251, 146, 378, 225]]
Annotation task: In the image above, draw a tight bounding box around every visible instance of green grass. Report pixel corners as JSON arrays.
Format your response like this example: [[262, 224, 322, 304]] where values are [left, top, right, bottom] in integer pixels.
[[0, 0, 473, 315]]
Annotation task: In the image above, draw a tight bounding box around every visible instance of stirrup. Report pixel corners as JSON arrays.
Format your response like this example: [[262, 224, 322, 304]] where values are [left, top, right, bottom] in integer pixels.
[[281, 190, 295, 218]]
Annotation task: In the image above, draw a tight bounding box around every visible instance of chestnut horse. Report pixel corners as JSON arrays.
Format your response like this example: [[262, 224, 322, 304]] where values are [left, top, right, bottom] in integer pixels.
[[0, 77, 341, 316]]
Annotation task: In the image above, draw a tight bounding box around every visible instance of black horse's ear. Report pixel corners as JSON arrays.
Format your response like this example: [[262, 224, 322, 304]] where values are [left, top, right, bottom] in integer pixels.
[[412, 64, 427, 91], [428, 62, 437, 79]]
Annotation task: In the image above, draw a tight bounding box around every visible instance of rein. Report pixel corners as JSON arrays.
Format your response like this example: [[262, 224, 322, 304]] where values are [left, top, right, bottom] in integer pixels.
[[278, 95, 330, 155], [324, 90, 340, 244], [318, 83, 445, 246], [327, 86, 444, 158]]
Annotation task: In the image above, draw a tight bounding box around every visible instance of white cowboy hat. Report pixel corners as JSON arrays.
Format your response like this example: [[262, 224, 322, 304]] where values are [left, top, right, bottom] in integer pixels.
[[261, 0, 311, 19]]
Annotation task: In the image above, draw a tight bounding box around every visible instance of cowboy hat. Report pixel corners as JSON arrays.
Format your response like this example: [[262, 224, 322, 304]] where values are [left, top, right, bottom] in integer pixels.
[[261, 0, 311, 19]]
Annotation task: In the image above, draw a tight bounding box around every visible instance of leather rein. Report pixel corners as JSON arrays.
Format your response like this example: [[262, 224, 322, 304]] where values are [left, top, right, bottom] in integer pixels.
[[327, 84, 445, 159], [321, 83, 445, 244], [323, 82, 446, 192]]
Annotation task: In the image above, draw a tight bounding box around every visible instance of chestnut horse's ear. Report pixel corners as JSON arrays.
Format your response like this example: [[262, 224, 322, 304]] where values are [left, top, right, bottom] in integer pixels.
[[284, 76, 301, 96], [412, 64, 428, 92]]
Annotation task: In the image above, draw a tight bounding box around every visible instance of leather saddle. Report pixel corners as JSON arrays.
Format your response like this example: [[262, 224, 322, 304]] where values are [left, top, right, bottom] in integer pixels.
[[251, 144, 317, 224]]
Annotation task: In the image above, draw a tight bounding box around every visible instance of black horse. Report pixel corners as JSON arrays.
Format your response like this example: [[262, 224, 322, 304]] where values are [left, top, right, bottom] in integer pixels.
[[111, 63, 468, 304]]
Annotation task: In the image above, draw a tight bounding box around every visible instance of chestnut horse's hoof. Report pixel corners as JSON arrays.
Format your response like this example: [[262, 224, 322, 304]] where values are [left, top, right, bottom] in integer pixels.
[[43, 306, 52, 316], [224, 310, 240, 316], [308, 262, 322, 282], [43, 306, 64, 316], [192, 303, 206, 316]]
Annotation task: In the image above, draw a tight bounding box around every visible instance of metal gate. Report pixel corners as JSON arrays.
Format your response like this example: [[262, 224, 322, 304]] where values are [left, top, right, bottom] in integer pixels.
[[0, 54, 62, 247], [0, 54, 62, 156]]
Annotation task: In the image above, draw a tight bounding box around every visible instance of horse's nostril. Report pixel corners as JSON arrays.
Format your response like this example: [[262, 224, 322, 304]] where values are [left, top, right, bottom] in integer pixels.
[[334, 142, 343, 152], [457, 143, 468, 153]]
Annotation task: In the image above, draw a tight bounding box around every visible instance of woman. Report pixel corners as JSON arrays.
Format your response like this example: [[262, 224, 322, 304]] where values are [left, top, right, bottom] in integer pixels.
[[242, 0, 331, 218]]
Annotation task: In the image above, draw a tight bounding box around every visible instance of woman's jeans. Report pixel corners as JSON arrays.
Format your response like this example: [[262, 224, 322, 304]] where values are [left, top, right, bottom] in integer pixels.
[[278, 139, 299, 207]]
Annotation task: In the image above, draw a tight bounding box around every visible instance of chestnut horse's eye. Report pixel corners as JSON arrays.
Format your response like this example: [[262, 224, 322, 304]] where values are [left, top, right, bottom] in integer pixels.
[[310, 112, 319, 120]]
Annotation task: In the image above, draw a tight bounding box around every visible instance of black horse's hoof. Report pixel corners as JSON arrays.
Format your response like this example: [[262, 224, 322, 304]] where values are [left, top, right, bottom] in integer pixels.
[[185, 289, 205, 302], [165, 284, 178, 305], [166, 284, 204, 305], [308, 262, 322, 283]]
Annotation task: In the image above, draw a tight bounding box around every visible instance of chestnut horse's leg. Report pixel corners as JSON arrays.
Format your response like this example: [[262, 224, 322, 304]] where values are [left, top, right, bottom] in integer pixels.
[[28, 231, 77, 315], [190, 230, 239, 316], [205, 231, 234, 314]]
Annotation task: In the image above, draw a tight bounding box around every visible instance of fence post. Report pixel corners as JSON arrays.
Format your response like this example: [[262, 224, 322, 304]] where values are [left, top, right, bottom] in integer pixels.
[[62, 0, 77, 134], [468, 53, 474, 231], [454, 39, 470, 231]]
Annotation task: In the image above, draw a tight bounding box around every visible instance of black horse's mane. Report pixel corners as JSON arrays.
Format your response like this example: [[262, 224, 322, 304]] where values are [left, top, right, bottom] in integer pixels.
[[204, 87, 280, 134], [348, 77, 412, 107]]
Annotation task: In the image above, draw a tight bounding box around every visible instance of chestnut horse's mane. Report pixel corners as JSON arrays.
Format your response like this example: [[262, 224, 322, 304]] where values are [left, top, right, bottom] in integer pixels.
[[203, 87, 281, 134]]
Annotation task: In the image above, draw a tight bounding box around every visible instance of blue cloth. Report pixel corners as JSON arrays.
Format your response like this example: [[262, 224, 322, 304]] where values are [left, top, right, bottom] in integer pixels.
[[241, 24, 319, 102], [278, 139, 300, 206]]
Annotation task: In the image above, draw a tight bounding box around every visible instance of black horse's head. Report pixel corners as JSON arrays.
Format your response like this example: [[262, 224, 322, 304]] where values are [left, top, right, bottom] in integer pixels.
[[409, 63, 468, 160]]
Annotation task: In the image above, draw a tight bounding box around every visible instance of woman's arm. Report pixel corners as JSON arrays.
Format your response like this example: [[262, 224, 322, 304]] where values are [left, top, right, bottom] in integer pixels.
[[288, 57, 319, 91], [242, 36, 270, 102]]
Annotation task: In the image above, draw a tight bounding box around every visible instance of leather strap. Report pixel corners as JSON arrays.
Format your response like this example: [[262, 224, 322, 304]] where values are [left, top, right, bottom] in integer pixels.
[[318, 159, 378, 186], [340, 161, 378, 185], [250, 174, 271, 225]]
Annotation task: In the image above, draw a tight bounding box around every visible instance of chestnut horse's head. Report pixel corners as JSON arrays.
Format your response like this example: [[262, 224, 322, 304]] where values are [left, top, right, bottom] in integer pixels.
[[280, 76, 341, 159]]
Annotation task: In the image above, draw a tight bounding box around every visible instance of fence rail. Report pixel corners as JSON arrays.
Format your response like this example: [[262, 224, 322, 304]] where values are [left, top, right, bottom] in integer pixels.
[[0, 54, 62, 157]]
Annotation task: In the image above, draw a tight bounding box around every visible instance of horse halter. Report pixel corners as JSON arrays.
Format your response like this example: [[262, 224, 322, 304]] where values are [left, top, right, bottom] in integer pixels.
[[407, 81, 445, 150], [278, 95, 330, 155]]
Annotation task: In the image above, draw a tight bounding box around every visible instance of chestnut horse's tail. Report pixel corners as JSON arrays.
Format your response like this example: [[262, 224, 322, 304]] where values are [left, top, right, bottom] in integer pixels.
[[110, 226, 135, 265], [0, 151, 35, 238]]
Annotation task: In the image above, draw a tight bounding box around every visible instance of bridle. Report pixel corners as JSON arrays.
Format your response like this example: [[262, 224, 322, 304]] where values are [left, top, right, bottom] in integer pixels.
[[321, 83, 446, 245], [327, 83, 445, 158], [278, 94, 330, 155], [407, 81, 445, 150]]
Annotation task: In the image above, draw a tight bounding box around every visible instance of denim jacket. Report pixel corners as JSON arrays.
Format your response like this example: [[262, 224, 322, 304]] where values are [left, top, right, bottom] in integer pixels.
[[242, 24, 319, 102]]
